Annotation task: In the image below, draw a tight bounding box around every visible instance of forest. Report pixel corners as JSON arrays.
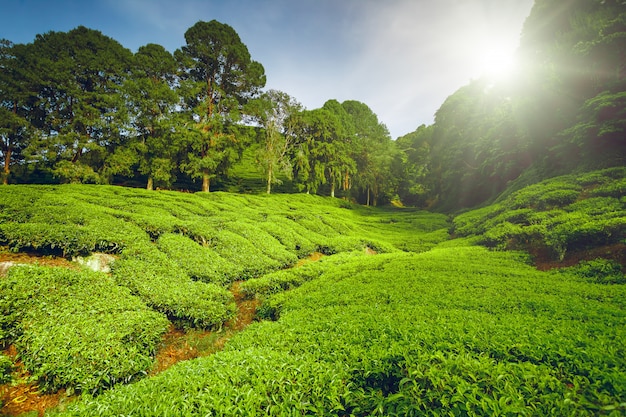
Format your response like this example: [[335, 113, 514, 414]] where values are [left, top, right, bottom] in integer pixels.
[[1, 0, 623, 210], [0, 0, 625, 416]]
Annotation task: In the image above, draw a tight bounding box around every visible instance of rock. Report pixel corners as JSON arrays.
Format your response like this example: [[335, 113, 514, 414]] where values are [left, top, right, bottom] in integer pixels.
[[73, 253, 117, 273], [0, 262, 15, 276]]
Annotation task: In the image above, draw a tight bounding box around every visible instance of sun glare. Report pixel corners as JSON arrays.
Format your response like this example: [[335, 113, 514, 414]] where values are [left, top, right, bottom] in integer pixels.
[[474, 44, 518, 81]]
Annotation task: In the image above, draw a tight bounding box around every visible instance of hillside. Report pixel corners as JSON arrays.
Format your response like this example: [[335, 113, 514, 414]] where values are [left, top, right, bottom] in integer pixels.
[[0, 168, 624, 415]]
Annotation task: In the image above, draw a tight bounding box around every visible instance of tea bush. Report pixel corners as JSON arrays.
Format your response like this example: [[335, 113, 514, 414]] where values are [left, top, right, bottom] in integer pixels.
[[112, 245, 236, 329], [227, 220, 298, 267], [0, 354, 12, 384], [156, 233, 236, 285], [0, 183, 453, 401], [240, 252, 369, 299], [54, 246, 626, 416], [454, 168, 626, 259], [256, 215, 318, 256], [566, 258, 626, 284], [0, 265, 169, 394]]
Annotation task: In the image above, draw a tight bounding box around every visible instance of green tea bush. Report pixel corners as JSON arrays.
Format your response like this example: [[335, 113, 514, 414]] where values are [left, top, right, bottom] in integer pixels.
[[256, 216, 318, 256], [57, 247, 626, 415], [156, 233, 238, 285], [0, 265, 169, 394], [56, 348, 350, 417], [566, 197, 623, 216], [0, 222, 99, 257], [453, 169, 626, 259], [112, 248, 236, 329], [567, 259, 625, 284], [0, 354, 12, 384], [590, 178, 626, 198], [508, 179, 582, 209], [536, 188, 580, 209], [227, 221, 298, 267]]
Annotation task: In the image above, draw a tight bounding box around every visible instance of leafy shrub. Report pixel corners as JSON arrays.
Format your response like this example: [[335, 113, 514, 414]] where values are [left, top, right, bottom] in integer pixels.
[[0, 223, 90, 257], [508, 178, 582, 209], [211, 230, 283, 279], [241, 251, 372, 300], [56, 348, 350, 417], [0, 354, 12, 384], [227, 221, 298, 267], [566, 197, 623, 216], [590, 178, 626, 198], [58, 247, 626, 415], [536, 188, 580, 209], [256, 216, 317, 256], [481, 221, 525, 249], [454, 169, 626, 260], [112, 248, 236, 329], [568, 259, 625, 284], [156, 233, 238, 285], [0, 265, 169, 394]]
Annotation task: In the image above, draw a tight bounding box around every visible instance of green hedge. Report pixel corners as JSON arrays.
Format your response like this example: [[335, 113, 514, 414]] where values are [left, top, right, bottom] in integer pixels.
[[0, 354, 12, 384], [54, 247, 626, 416], [156, 233, 238, 285], [112, 244, 236, 329], [453, 168, 626, 259], [0, 265, 169, 394]]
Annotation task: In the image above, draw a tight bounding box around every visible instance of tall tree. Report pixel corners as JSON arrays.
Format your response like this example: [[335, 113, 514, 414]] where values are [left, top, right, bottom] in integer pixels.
[[341, 100, 394, 205], [26, 26, 132, 183], [124, 43, 181, 190], [0, 40, 34, 184], [175, 20, 266, 192], [291, 104, 354, 197], [320, 100, 356, 198], [253, 89, 302, 194]]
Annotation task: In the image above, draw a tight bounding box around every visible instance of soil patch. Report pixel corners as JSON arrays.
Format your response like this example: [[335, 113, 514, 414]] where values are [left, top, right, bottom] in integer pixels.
[[295, 251, 325, 267], [0, 248, 76, 271], [1, 346, 73, 417]]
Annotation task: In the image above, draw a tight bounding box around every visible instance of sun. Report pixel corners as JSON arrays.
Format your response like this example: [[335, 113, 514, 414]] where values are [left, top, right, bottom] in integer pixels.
[[474, 45, 518, 81]]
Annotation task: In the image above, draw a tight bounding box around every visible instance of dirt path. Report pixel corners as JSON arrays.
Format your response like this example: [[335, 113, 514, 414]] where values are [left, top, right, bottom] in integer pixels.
[[149, 280, 261, 376]]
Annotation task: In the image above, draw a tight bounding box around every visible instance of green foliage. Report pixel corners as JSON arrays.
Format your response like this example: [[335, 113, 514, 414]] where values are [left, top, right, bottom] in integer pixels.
[[0, 354, 12, 384], [240, 252, 368, 299], [112, 244, 236, 330], [227, 220, 298, 268], [156, 232, 236, 285], [566, 259, 625, 285], [256, 215, 318, 256], [454, 168, 626, 260], [0, 265, 169, 394], [54, 247, 626, 416]]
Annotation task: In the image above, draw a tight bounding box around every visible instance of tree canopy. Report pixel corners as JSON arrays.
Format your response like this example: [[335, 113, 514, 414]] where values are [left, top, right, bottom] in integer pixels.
[[1, 2, 624, 211]]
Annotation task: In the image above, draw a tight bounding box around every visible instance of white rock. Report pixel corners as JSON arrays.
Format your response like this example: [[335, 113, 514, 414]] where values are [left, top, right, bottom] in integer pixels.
[[73, 253, 117, 273]]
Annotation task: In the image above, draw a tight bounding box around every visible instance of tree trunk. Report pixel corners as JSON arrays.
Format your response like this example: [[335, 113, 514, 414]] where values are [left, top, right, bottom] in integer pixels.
[[367, 187, 371, 206], [202, 171, 210, 192], [266, 164, 273, 194], [330, 183, 335, 198], [3, 147, 11, 185], [146, 177, 154, 191]]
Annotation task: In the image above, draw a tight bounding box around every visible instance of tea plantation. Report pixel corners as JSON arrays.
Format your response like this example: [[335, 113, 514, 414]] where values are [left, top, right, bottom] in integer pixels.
[[0, 168, 624, 416]]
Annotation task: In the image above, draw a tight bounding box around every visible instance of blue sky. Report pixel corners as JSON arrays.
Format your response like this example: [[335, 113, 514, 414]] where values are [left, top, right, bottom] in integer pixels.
[[1, 0, 534, 138]]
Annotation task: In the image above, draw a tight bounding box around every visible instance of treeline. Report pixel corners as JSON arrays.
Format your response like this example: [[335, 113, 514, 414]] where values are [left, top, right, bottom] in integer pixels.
[[1, 0, 625, 210], [397, 0, 625, 210], [0, 20, 396, 205]]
